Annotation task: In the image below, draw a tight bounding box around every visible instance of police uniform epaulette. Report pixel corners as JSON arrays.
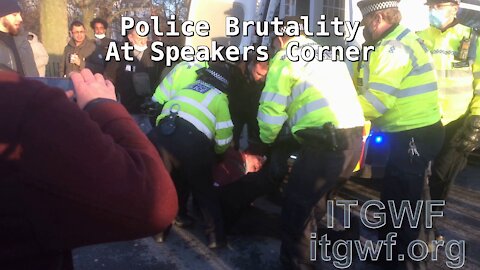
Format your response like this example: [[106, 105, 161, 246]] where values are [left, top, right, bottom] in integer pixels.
[[189, 81, 214, 94]]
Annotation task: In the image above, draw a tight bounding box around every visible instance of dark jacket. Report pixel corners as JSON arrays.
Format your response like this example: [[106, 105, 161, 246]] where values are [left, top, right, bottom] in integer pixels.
[[0, 71, 177, 270], [228, 66, 263, 149], [105, 46, 164, 114], [0, 30, 39, 76], [86, 37, 117, 74], [60, 38, 95, 77]]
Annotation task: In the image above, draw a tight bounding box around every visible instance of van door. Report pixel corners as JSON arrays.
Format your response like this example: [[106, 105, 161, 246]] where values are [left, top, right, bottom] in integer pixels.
[[458, 0, 480, 29]]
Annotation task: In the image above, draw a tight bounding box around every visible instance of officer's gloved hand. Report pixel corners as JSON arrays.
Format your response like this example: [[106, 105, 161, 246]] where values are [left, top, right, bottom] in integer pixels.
[[454, 115, 480, 153], [141, 99, 163, 117]]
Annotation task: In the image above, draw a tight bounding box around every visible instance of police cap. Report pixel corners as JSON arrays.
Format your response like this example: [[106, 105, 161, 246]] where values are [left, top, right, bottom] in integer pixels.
[[425, 0, 460, 5], [357, 0, 401, 18]]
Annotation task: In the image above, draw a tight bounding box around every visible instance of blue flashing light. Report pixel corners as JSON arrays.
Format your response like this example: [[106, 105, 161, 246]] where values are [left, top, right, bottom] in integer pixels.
[[374, 135, 383, 144]]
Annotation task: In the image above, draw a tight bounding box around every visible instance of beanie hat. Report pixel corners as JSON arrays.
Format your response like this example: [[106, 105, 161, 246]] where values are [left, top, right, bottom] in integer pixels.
[[0, 0, 21, 18]]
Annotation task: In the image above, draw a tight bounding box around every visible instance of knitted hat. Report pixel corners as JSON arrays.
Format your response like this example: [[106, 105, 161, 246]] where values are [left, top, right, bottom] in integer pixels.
[[0, 0, 21, 18]]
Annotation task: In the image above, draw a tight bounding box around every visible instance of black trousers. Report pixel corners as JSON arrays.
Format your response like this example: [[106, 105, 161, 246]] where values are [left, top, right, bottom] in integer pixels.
[[218, 166, 272, 229], [218, 137, 298, 227], [150, 118, 224, 238], [379, 121, 444, 270], [170, 168, 190, 218], [429, 117, 469, 210], [231, 109, 260, 150], [279, 127, 363, 268]]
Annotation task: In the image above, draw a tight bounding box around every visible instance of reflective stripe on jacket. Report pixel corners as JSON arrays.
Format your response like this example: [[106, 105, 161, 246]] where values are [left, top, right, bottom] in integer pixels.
[[158, 81, 233, 154], [417, 23, 480, 125], [152, 61, 209, 105], [258, 36, 365, 144], [358, 25, 441, 132]]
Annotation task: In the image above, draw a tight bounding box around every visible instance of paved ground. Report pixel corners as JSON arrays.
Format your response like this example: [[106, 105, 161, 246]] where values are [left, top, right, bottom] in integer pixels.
[[73, 165, 480, 270]]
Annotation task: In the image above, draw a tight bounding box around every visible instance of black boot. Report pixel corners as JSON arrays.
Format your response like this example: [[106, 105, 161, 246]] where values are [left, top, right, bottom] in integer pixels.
[[433, 225, 445, 241], [154, 225, 172, 243], [174, 214, 194, 228], [207, 233, 227, 249]]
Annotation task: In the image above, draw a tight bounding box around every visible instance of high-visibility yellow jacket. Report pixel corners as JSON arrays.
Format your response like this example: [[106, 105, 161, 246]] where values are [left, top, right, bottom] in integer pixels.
[[152, 61, 209, 105], [158, 81, 233, 154], [257, 36, 365, 144], [352, 61, 361, 92], [358, 25, 441, 132], [417, 23, 480, 125]]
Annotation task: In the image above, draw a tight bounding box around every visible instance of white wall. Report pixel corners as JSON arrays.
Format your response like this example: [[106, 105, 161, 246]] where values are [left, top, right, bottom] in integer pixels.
[[342, 0, 430, 74], [399, 0, 430, 32], [346, 0, 429, 45]]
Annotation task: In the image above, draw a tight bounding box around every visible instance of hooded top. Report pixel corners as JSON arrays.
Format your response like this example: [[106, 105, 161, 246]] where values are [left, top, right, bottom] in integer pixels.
[[27, 32, 49, 77]]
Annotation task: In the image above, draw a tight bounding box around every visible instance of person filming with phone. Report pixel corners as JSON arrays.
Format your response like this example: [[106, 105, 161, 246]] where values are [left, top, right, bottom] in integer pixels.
[[0, 68, 178, 270], [60, 21, 95, 77]]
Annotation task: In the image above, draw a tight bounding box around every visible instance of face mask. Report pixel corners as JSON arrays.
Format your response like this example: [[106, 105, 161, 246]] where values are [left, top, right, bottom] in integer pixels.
[[429, 9, 451, 29], [134, 44, 148, 52], [95, 34, 105, 39]]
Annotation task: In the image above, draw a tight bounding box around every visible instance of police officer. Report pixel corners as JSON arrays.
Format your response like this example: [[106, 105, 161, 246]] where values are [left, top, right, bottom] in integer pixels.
[[152, 61, 209, 106], [417, 0, 480, 241], [258, 16, 365, 269], [356, 0, 445, 268], [149, 62, 233, 249], [148, 60, 210, 229]]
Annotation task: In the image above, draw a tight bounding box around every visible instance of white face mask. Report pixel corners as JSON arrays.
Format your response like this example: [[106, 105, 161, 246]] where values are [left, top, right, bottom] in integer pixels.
[[429, 8, 453, 29], [133, 44, 148, 52], [95, 33, 106, 39]]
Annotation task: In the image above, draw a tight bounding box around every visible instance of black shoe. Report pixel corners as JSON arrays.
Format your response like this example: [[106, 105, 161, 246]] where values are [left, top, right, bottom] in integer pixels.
[[207, 233, 227, 249], [434, 226, 445, 242], [173, 214, 194, 228], [154, 225, 172, 243]]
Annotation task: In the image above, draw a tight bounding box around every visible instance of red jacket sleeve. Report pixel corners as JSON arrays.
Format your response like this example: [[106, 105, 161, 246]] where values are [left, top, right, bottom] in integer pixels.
[[17, 78, 177, 248]]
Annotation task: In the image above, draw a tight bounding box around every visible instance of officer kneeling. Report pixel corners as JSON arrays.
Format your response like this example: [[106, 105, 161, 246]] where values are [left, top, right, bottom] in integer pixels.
[[148, 62, 233, 249]]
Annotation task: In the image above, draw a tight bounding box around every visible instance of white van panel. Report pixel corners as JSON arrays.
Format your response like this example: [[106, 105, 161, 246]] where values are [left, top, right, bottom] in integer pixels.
[[187, 0, 258, 49]]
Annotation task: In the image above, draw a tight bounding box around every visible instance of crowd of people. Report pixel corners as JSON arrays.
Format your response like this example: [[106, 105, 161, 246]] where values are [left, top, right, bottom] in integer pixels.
[[1, 0, 479, 269]]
